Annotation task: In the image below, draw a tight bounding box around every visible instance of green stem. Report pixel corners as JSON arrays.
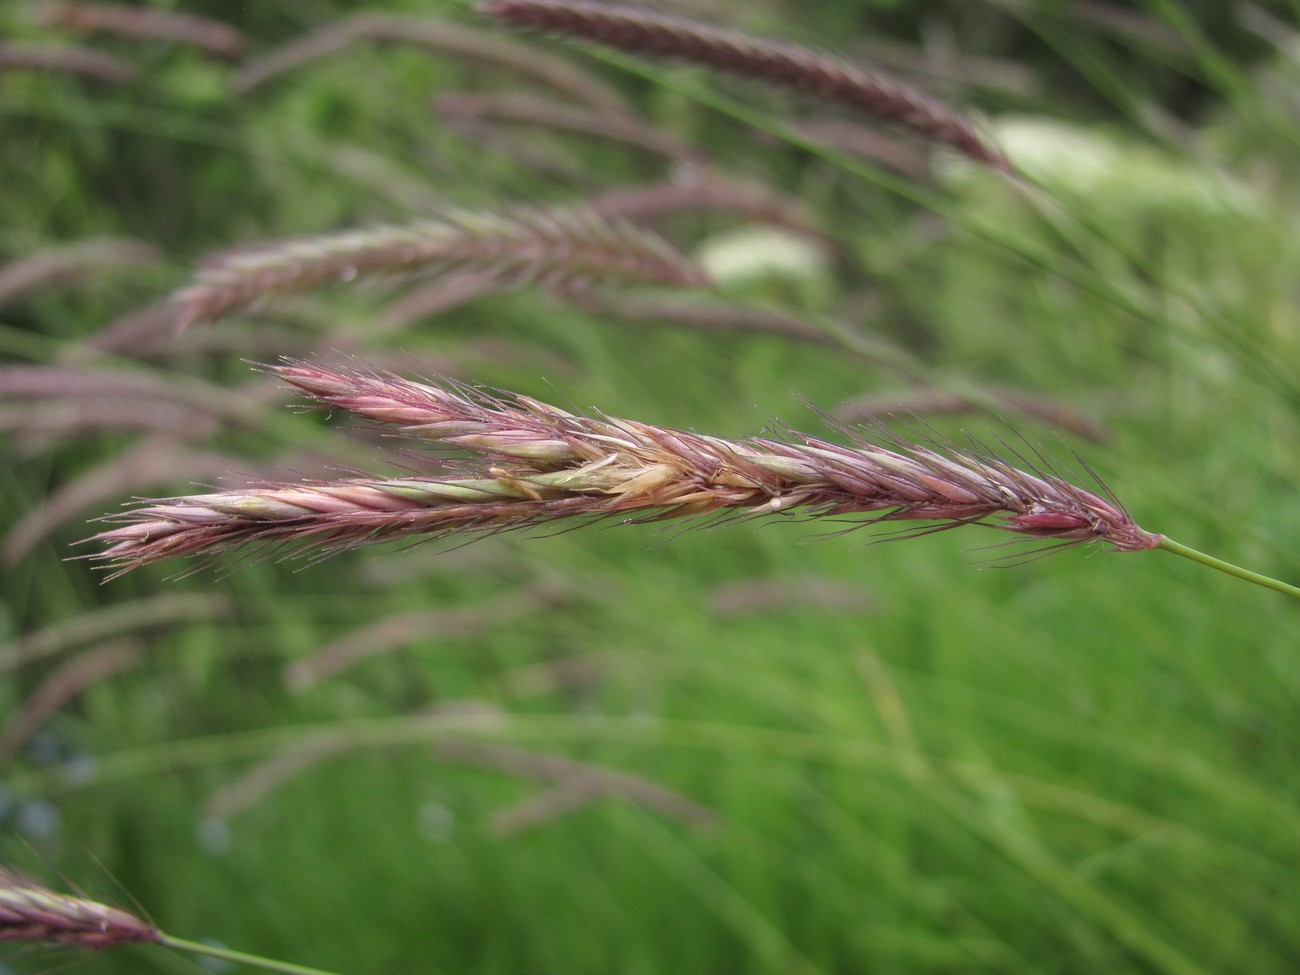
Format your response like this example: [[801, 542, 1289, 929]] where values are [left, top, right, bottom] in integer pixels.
[[1157, 537, 1300, 601], [159, 934, 345, 975]]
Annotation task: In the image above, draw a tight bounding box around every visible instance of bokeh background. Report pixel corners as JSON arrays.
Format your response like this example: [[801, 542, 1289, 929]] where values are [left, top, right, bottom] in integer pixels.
[[2, 1, 1299, 973]]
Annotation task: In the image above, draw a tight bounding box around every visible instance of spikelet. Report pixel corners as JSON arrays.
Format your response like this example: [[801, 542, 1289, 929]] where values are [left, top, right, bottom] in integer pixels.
[[0, 870, 160, 949], [232, 12, 627, 110], [171, 207, 710, 327], [478, 0, 1011, 172], [0, 238, 160, 308], [0, 42, 136, 83], [33, 2, 244, 58], [86, 360, 1159, 575]]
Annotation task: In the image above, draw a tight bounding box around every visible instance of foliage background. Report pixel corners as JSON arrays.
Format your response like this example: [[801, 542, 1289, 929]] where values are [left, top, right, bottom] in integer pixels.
[[1, 1, 1298, 973]]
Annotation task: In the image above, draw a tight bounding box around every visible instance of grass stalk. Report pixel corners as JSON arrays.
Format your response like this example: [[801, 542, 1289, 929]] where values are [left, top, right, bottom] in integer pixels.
[[1156, 537, 1300, 601], [158, 935, 344, 975]]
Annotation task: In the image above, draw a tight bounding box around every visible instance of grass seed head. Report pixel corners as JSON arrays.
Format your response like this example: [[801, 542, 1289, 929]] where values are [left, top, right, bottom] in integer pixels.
[[173, 207, 710, 328], [478, 0, 1012, 172], [86, 361, 1160, 575], [0, 870, 161, 950]]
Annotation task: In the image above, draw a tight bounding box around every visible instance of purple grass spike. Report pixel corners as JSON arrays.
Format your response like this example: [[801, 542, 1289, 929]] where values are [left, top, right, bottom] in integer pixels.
[[0, 869, 161, 949], [172, 206, 711, 328], [478, 0, 1013, 173], [85, 360, 1160, 576]]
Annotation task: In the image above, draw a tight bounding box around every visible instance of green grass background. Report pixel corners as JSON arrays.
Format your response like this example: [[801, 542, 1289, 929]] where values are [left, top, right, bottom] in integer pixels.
[[1, 1, 1298, 973]]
